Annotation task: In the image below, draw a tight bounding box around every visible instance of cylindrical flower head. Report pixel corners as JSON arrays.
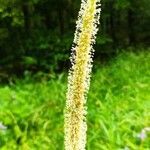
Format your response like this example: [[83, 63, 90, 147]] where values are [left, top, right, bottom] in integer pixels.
[[65, 0, 101, 150]]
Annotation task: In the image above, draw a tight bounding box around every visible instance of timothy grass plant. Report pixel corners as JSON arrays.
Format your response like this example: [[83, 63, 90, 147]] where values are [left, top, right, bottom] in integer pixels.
[[64, 0, 101, 149]]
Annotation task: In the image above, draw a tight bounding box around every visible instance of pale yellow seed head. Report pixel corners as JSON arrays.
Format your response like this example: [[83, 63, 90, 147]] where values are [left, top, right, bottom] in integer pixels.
[[65, 0, 101, 150]]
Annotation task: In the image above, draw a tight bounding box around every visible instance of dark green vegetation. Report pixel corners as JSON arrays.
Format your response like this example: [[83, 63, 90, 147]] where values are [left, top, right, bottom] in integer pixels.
[[0, 51, 149, 149], [0, 0, 150, 77]]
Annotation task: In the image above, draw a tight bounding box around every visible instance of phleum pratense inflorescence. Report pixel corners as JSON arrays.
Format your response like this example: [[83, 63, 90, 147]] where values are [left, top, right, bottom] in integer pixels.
[[64, 0, 101, 149]]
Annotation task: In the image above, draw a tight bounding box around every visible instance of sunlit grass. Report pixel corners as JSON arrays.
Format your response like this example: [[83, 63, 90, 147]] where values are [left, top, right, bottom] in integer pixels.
[[0, 51, 150, 149]]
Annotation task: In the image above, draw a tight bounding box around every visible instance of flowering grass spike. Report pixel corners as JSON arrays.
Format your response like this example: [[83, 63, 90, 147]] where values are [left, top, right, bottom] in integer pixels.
[[64, 0, 101, 149]]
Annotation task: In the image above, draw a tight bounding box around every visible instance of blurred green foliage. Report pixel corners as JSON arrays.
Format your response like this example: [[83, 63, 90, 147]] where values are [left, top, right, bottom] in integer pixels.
[[0, 0, 149, 77], [0, 51, 149, 149]]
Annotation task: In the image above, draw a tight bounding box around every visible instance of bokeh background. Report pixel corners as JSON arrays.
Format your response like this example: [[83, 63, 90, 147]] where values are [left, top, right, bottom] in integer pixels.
[[0, 0, 150, 149], [0, 0, 149, 77]]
